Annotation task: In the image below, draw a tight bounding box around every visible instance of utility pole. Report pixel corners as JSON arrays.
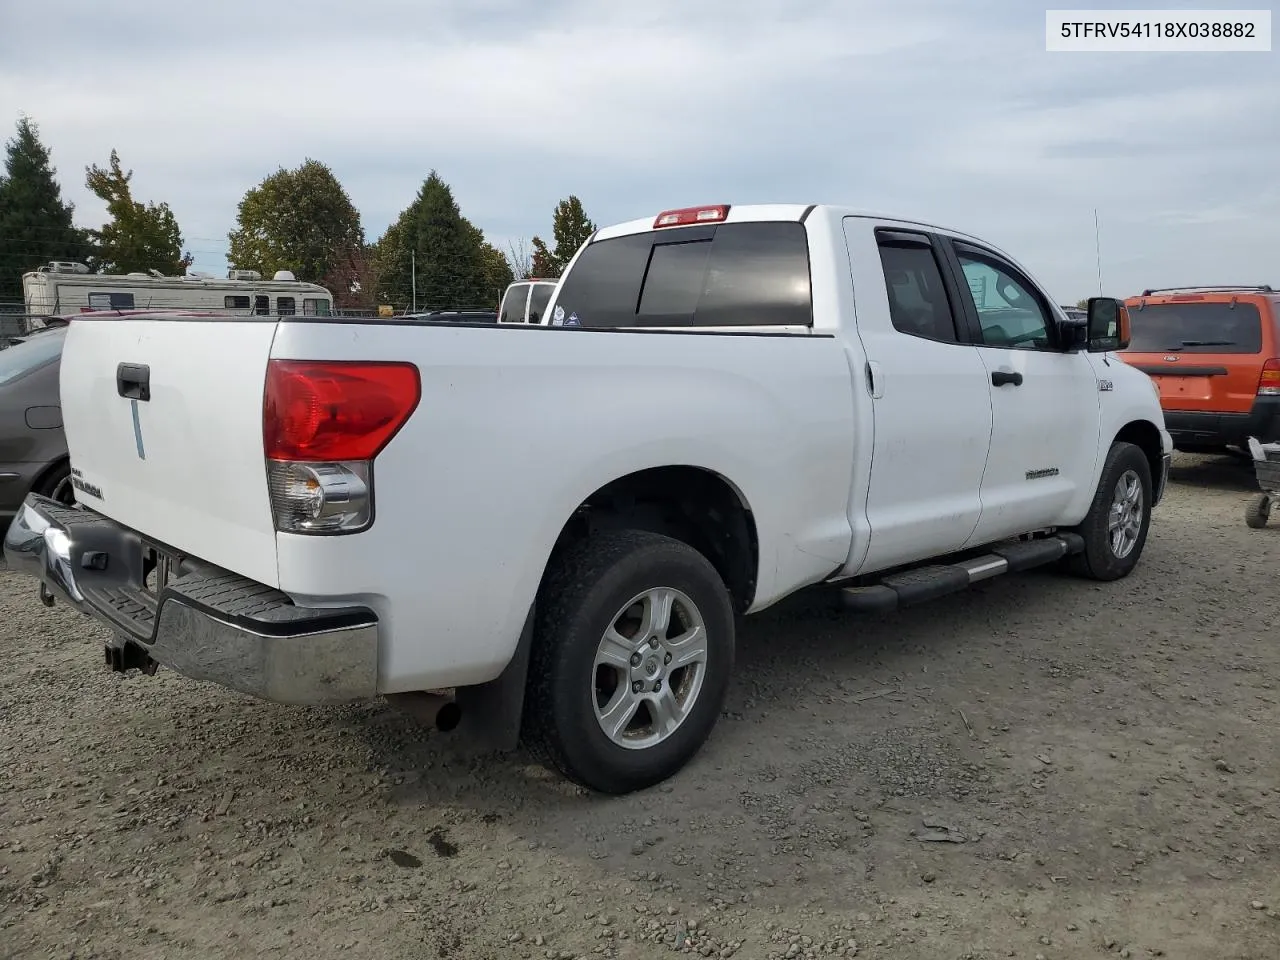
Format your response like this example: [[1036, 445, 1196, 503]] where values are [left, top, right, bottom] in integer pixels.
[[411, 249, 417, 313]]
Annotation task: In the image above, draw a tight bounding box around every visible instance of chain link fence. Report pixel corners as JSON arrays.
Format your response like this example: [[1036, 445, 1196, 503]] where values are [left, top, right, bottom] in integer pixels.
[[0, 303, 384, 348]]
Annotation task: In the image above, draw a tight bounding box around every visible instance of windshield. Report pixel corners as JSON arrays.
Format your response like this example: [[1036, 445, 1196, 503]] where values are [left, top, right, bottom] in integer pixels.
[[0, 329, 65, 385], [1124, 301, 1264, 354]]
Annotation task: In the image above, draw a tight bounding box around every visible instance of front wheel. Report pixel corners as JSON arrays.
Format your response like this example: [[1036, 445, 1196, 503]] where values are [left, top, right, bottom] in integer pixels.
[[1066, 441, 1153, 581], [521, 529, 735, 794]]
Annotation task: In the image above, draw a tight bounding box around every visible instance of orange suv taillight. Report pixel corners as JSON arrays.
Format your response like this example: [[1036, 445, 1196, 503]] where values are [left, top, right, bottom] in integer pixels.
[[1259, 359, 1280, 397]]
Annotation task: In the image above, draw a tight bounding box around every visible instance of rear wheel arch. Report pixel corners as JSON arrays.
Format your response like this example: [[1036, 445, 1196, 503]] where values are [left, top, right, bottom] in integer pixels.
[[544, 465, 760, 614], [451, 465, 758, 756]]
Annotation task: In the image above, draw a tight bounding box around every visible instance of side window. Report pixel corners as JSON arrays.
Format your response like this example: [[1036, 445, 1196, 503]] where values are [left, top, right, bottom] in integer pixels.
[[225, 295, 251, 311], [88, 292, 135, 310], [873, 231, 959, 343], [302, 298, 330, 316], [527, 283, 553, 323], [553, 222, 812, 328], [499, 284, 530, 323], [277, 297, 296, 316], [254, 295, 270, 316], [954, 245, 1055, 350]]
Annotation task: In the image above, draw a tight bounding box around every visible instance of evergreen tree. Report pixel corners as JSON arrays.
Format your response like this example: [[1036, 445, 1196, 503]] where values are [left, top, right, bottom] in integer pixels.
[[0, 116, 88, 305], [372, 171, 492, 311]]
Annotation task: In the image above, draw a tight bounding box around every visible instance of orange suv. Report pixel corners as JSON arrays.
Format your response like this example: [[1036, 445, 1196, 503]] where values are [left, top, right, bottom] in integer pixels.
[[1118, 286, 1280, 453]]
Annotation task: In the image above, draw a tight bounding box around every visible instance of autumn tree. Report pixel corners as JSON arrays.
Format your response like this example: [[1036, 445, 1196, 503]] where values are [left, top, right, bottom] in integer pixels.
[[84, 149, 191, 275], [320, 243, 378, 313], [529, 195, 596, 279], [372, 171, 497, 311], [227, 159, 364, 288], [0, 116, 89, 304], [529, 237, 558, 278]]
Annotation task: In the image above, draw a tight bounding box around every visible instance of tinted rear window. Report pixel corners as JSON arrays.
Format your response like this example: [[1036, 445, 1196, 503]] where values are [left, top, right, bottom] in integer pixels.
[[554, 221, 812, 328], [0, 330, 64, 385], [528, 283, 554, 323], [500, 284, 530, 323], [1125, 301, 1264, 354]]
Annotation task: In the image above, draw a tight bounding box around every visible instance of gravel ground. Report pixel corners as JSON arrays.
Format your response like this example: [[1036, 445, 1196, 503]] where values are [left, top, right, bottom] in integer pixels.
[[2, 453, 1279, 960]]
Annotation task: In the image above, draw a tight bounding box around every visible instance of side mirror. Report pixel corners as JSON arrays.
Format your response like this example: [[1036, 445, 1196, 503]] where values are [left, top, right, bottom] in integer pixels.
[[1086, 297, 1131, 352]]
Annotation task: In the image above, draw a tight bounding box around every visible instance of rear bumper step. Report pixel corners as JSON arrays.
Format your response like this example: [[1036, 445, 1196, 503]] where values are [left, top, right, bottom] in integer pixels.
[[1, 494, 378, 705], [841, 533, 1084, 613]]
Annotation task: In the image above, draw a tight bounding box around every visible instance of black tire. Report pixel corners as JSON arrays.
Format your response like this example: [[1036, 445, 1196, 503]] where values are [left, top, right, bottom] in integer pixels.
[[1245, 494, 1271, 529], [34, 461, 74, 505], [521, 529, 735, 795], [1066, 441, 1153, 581]]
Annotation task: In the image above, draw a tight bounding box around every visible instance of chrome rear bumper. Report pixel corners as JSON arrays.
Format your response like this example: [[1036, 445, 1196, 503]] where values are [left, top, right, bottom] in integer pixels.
[[2, 495, 378, 705]]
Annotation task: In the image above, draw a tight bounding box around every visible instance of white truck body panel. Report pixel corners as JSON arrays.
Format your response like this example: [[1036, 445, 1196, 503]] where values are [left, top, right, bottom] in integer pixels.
[[59, 318, 282, 587], [41, 203, 1171, 700], [272, 321, 856, 689]]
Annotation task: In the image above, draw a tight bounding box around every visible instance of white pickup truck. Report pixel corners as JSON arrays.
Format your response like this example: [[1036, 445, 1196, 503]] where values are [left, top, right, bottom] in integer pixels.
[[2, 203, 1171, 795]]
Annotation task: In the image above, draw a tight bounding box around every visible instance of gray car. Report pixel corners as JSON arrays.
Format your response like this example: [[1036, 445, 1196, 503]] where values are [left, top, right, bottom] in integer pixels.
[[0, 325, 72, 525]]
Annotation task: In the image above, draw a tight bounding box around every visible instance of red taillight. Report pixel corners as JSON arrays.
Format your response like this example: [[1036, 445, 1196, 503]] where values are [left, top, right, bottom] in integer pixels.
[[653, 205, 730, 228], [263, 360, 421, 462], [1259, 359, 1280, 397]]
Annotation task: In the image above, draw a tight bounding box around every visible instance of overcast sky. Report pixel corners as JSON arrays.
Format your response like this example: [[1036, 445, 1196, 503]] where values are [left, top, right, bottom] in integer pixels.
[[1, 0, 1276, 302]]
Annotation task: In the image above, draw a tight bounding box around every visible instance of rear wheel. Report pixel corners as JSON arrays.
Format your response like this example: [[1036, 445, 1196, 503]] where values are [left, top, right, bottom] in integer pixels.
[[1067, 441, 1153, 581], [522, 529, 735, 794], [1245, 494, 1271, 529]]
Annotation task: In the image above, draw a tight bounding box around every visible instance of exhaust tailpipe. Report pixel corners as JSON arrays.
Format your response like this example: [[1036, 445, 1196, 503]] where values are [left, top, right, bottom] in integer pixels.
[[386, 692, 462, 732]]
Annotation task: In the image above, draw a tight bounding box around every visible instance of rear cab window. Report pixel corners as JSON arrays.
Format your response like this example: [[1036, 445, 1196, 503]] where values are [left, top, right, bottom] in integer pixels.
[[527, 282, 554, 324], [553, 220, 812, 328], [1123, 298, 1267, 354], [499, 283, 531, 323]]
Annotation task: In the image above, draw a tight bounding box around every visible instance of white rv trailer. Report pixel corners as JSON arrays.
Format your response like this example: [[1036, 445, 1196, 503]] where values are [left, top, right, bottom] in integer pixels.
[[22, 262, 335, 317]]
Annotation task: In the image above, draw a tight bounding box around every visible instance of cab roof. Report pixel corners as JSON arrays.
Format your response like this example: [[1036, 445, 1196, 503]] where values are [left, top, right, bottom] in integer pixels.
[[592, 202, 993, 248]]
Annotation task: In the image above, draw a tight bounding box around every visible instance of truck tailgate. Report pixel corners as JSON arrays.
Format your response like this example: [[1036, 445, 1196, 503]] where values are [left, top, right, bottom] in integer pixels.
[[59, 317, 281, 587]]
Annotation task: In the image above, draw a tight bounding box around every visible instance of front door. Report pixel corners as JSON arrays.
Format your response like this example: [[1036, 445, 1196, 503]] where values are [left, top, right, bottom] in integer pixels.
[[944, 239, 1101, 546]]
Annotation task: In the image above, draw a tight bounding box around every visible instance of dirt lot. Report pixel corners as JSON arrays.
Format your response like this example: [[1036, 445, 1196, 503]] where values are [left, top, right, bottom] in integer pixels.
[[2, 454, 1279, 960]]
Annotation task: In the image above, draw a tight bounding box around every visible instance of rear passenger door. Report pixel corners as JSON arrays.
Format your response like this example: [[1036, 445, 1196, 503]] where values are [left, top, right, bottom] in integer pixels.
[[941, 239, 1101, 545], [842, 222, 994, 572]]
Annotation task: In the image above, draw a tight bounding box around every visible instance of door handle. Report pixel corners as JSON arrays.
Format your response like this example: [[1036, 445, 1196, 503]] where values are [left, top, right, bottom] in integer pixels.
[[865, 360, 884, 399], [116, 362, 151, 402], [991, 370, 1023, 387]]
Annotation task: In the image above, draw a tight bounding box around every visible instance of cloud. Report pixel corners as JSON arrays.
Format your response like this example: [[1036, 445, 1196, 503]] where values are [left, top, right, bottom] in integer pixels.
[[1, 0, 1276, 300]]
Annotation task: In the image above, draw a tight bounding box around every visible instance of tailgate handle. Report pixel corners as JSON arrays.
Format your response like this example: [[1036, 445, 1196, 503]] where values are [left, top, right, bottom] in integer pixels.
[[116, 363, 151, 402]]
